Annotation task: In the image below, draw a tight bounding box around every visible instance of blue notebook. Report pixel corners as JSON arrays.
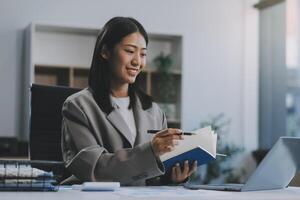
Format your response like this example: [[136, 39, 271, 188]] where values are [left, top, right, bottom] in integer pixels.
[[159, 126, 217, 172], [163, 147, 216, 172]]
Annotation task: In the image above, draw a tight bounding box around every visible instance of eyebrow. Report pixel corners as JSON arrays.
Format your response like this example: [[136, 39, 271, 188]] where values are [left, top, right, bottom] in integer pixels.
[[124, 44, 147, 50]]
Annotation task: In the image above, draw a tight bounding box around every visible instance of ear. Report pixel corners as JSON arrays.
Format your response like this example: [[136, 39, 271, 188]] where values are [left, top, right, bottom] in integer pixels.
[[100, 45, 110, 60]]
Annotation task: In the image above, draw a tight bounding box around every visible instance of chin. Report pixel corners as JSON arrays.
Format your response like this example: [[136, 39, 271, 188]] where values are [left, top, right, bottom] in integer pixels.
[[128, 78, 137, 84], [124, 76, 137, 84], [127, 76, 136, 84]]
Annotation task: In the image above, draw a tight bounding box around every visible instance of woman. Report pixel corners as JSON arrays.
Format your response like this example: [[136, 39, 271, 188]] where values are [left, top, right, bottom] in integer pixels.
[[61, 17, 197, 186]]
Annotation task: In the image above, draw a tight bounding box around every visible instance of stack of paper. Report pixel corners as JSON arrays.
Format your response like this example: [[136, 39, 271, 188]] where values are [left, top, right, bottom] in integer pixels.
[[0, 164, 57, 191]]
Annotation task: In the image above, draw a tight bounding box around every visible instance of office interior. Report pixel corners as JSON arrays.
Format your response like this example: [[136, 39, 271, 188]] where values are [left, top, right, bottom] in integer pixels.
[[0, 0, 300, 187]]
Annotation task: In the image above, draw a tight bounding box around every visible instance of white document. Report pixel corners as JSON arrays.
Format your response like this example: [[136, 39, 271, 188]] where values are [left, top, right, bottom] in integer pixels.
[[74, 182, 120, 191]]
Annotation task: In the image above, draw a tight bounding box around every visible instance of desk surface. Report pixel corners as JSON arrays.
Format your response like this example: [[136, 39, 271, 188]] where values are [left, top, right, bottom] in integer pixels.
[[1, 186, 300, 200]]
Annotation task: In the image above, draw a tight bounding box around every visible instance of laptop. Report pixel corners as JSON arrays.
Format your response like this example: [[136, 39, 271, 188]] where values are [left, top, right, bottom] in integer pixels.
[[184, 137, 300, 192]]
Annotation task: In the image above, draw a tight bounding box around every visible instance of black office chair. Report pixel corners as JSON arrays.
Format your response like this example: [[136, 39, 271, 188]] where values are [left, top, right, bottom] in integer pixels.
[[29, 84, 81, 178]]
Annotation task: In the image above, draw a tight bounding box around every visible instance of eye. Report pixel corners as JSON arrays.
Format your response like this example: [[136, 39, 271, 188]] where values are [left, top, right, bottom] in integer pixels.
[[140, 53, 147, 57], [125, 49, 134, 54]]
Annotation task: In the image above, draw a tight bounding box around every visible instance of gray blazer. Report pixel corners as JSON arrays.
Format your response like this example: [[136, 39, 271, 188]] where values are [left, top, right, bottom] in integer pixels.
[[61, 87, 168, 186]]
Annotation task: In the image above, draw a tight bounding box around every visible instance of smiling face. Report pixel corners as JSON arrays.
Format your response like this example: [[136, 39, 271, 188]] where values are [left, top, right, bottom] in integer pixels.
[[107, 32, 147, 88]]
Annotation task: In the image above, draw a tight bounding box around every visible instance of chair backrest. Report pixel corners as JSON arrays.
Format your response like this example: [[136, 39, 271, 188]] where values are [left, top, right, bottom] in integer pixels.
[[29, 84, 81, 162]]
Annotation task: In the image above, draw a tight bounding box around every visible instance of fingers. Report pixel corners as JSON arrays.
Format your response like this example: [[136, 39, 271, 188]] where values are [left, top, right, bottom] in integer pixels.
[[175, 163, 181, 177], [154, 128, 183, 138], [188, 161, 198, 176], [151, 129, 184, 156], [158, 138, 178, 154], [170, 162, 186, 183], [157, 133, 183, 150], [170, 161, 198, 183], [171, 166, 176, 181], [151, 139, 175, 156], [162, 145, 174, 154], [160, 135, 181, 146], [182, 160, 190, 175]]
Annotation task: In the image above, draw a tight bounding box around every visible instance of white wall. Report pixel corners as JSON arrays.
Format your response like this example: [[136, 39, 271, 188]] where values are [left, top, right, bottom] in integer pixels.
[[0, 0, 258, 150]]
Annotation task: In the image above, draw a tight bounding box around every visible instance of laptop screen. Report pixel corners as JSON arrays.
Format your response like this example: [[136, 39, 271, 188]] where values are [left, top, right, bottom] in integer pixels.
[[242, 137, 299, 191]]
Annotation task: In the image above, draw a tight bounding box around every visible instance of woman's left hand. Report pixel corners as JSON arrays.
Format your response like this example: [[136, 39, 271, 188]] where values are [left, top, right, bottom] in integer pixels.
[[171, 160, 197, 183]]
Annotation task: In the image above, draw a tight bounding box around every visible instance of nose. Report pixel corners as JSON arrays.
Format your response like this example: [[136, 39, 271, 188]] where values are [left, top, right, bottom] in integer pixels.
[[131, 53, 141, 67]]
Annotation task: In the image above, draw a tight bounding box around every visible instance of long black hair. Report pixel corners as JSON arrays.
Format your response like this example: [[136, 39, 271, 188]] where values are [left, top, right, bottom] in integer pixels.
[[88, 17, 152, 114]]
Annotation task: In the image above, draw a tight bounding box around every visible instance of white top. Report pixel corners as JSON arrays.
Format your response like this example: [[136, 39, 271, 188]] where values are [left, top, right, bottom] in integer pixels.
[[111, 96, 137, 141]]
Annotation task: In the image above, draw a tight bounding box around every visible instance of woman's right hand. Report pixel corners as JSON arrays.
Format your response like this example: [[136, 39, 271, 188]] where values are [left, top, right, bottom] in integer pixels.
[[151, 128, 183, 157]]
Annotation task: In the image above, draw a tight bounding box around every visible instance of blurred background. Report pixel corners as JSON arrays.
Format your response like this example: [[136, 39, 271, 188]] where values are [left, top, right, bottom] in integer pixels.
[[0, 0, 299, 185]]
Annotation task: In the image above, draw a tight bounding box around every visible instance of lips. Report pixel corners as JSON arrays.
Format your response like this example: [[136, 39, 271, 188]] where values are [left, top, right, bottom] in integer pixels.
[[126, 67, 139, 76]]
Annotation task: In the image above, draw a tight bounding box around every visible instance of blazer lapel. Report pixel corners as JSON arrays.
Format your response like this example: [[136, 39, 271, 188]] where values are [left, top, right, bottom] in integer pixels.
[[133, 96, 153, 146], [106, 107, 134, 147]]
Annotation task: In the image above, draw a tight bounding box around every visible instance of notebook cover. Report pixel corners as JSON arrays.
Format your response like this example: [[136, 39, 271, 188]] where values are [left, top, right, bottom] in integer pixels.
[[163, 147, 215, 172]]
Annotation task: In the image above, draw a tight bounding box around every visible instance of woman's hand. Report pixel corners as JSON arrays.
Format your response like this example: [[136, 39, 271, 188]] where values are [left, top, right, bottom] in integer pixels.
[[151, 128, 183, 157], [171, 160, 197, 183], [150, 128, 197, 183]]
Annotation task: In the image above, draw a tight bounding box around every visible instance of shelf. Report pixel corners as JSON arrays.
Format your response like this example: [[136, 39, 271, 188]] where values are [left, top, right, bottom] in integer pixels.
[[151, 73, 181, 104], [142, 67, 182, 75], [35, 63, 90, 69], [35, 66, 69, 86], [73, 68, 89, 88], [34, 22, 99, 35], [24, 23, 183, 134]]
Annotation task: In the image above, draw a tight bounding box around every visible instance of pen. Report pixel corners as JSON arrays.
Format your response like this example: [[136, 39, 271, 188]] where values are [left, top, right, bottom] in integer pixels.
[[147, 130, 196, 136]]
